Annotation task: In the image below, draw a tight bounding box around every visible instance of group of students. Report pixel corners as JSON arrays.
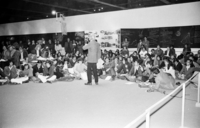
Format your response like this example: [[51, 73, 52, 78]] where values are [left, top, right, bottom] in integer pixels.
[[0, 38, 200, 93], [99, 43, 200, 92]]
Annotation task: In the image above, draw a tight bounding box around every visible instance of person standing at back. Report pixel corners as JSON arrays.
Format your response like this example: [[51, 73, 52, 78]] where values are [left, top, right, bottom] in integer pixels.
[[143, 37, 149, 53], [83, 38, 101, 85]]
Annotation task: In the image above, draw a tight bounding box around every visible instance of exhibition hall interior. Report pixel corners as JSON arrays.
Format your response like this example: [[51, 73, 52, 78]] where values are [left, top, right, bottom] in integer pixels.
[[0, 0, 200, 128]]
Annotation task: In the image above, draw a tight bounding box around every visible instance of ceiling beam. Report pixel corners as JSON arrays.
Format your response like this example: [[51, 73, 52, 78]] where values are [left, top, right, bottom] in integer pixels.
[[89, 0, 126, 9], [21, 0, 92, 14], [160, 0, 170, 4]]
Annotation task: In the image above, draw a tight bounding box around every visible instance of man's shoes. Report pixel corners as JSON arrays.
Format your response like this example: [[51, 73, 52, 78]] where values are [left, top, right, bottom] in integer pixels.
[[95, 82, 98, 85], [85, 83, 92, 85]]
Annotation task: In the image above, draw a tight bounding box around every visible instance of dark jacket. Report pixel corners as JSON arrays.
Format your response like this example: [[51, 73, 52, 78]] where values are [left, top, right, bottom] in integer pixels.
[[33, 65, 43, 76], [12, 50, 21, 68], [4, 66, 18, 79], [43, 65, 55, 77], [180, 66, 194, 80], [20, 50, 28, 60], [174, 62, 183, 72], [164, 49, 175, 57]]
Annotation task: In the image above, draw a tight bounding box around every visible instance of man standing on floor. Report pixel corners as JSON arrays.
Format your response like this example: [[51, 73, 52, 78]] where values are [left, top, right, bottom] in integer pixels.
[[83, 38, 101, 85]]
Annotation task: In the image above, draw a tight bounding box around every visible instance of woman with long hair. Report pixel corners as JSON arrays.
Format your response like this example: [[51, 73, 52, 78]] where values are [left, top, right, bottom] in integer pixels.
[[139, 45, 148, 59], [162, 58, 176, 79], [153, 55, 162, 68]]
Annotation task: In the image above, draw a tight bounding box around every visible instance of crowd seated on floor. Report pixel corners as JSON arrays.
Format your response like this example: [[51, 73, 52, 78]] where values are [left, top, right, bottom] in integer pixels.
[[0, 37, 200, 93]]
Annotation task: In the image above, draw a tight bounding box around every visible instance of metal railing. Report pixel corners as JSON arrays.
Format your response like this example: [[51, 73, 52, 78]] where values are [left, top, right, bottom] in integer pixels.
[[124, 72, 200, 128]]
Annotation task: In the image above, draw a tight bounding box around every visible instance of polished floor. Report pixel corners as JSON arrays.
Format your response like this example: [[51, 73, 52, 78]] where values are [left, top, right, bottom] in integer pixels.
[[0, 79, 199, 128]]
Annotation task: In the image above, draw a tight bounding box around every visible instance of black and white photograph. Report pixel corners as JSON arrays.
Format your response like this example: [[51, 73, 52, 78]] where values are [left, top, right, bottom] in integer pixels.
[[0, 0, 200, 128]]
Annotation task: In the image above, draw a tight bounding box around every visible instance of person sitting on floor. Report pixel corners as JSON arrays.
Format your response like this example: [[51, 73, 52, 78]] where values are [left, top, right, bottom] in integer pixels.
[[54, 60, 75, 82], [28, 51, 37, 63], [11, 63, 32, 84], [161, 58, 176, 79], [154, 44, 163, 57], [141, 68, 176, 93], [143, 53, 152, 67], [122, 59, 144, 82], [174, 58, 183, 77], [142, 61, 154, 82], [62, 59, 69, 74], [121, 46, 129, 57], [2, 45, 10, 61], [37, 61, 57, 83], [188, 55, 200, 68], [100, 57, 116, 81], [139, 45, 148, 60], [73, 58, 87, 80], [19, 64, 33, 78], [32, 61, 43, 82], [0, 67, 8, 85], [70, 56, 77, 68], [117, 57, 129, 79], [178, 59, 194, 80], [153, 55, 162, 68], [4, 61, 18, 80]]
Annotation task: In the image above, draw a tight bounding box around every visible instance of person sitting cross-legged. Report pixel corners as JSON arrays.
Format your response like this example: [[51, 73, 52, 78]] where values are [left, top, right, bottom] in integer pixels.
[[32, 61, 43, 82], [0, 67, 8, 85], [10, 63, 33, 84], [100, 57, 116, 81], [53, 61, 75, 82], [4, 61, 18, 80], [121, 59, 144, 82], [73, 58, 87, 80], [37, 61, 57, 83]]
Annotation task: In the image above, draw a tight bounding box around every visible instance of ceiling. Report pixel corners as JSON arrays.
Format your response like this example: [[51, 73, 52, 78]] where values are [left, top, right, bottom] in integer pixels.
[[0, 0, 199, 24]]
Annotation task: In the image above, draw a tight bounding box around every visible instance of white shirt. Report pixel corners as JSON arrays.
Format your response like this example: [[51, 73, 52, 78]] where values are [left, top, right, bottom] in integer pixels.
[[36, 50, 40, 57], [97, 58, 104, 69], [55, 44, 62, 53], [139, 50, 147, 58], [163, 66, 176, 79], [20, 52, 24, 61], [63, 64, 68, 70]]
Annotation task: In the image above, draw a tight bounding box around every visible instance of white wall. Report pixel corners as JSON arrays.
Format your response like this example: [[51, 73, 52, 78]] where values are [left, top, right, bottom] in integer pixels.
[[0, 2, 200, 36]]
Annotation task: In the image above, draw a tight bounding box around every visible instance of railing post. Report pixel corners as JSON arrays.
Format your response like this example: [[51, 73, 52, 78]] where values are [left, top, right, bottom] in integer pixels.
[[196, 73, 200, 107], [146, 111, 150, 128], [180, 83, 188, 128]]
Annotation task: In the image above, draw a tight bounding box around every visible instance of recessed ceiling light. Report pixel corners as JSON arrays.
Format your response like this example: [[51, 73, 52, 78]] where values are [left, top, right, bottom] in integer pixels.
[[46, 15, 48, 17], [101, 7, 103, 9], [94, 9, 96, 11], [27, 18, 29, 20], [98, 9, 101, 11]]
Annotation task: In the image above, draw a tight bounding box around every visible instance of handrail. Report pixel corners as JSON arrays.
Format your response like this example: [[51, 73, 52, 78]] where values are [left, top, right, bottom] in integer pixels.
[[196, 73, 200, 107], [124, 112, 147, 128], [124, 72, 199, 128], [145, 74, 195, 112]]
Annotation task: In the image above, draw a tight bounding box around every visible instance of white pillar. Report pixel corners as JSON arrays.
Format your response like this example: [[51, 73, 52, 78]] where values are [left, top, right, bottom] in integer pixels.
[[180, 83, 188, 128]]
